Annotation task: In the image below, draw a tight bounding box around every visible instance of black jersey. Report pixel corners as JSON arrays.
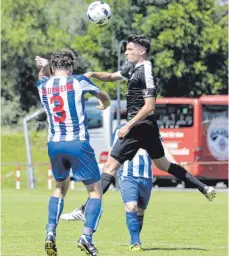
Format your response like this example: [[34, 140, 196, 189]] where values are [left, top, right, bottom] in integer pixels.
[[119, 61, 157, 121]]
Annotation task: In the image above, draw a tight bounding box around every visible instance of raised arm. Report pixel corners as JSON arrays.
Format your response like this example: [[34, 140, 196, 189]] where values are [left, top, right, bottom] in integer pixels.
[[35, 56, 51, 79], [84, 61, 134, 82], [84, 71, 122, 82]]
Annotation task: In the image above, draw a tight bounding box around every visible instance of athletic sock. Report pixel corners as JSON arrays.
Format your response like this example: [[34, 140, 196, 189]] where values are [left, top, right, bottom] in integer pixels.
[[101, 173, 116, 194], [83, 198, 102, 238], [126, 212, 140, 245], [137, 215, 144, 232], [46, 196, 64, 234], [168, 163, 206, 192]]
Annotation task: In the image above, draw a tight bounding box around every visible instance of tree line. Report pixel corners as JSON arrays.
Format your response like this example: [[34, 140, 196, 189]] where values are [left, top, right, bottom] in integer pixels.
[[1, 0, 228, 125]]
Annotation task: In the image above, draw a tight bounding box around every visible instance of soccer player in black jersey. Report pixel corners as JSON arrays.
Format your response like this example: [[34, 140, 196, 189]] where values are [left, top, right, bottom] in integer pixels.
[[60, 34, 215, 222]]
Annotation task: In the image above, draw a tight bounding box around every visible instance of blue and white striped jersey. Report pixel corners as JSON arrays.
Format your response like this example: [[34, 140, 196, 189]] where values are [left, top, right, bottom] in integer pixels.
[[36, 75, 101, 142], [113, 124, 153, 179], [120, 149, 153, 179]]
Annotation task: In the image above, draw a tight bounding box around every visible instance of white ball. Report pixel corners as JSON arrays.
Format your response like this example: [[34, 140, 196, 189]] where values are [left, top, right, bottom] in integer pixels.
[[87, 1, 112, 25]]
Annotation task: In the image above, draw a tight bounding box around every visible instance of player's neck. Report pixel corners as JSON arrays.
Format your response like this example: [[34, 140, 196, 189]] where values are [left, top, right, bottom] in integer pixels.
[[53, 70, 69, 76], [136, 57, 148, 65]]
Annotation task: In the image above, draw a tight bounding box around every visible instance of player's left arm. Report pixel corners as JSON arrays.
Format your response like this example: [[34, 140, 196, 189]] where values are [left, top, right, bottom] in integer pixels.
[[80, 75, 111, 110], [128, 97, 155, 128], [35, 56, 51, 79], [95, 91, 111, 110], [118, 97, 155, 138]]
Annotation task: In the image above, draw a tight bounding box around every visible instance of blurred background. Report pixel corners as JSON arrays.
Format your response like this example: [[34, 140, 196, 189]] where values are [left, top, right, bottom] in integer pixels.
[[1, 0, 228, 189]]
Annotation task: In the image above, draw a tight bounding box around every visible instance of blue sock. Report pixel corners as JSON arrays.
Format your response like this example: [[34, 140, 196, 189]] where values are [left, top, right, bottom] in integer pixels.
[[83, 198, 102, 243], [137, 215, 144, 232], [46, 196, 64, 234], [126, 212, 140, 245]]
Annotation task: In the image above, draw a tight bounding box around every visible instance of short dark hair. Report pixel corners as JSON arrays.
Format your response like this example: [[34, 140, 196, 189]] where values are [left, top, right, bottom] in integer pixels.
[[50, 49, 76, 71], [127, 35, 150, 54]]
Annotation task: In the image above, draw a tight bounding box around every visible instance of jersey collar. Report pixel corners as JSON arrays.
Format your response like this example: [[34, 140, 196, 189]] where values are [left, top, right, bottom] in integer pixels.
[[135, 60, 148, 68]]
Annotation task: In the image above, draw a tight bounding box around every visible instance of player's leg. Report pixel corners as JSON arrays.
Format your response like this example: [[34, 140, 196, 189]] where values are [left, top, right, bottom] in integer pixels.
[[101, 155, 121, 191], [45, 141, 72, 256], [45, 177, 70, 256], [119, 177, 141, 250], [137, 208, 145, 233], [60, 135, 139, 221], [153, 156, 216, 201], [102, 131, 139, 194], [67, 140, 102, 256], [77, 180, 102, 256], [143, 122, 216, 201], [137, 177, 153, 239], [60, 156, 119, 222]]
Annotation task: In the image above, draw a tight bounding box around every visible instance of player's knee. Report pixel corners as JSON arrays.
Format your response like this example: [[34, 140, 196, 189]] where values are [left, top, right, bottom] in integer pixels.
[[125, 201, 138, 212], [86, 181, 102, 199], [103, 158, 120, 176], [153, 156, 171, 172], [55, 180, 69, 197]]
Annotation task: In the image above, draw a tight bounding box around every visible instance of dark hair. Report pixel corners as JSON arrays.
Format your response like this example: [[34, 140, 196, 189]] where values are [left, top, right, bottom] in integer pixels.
[[127, 35, 150, 54], [50, 49, 76, 71]]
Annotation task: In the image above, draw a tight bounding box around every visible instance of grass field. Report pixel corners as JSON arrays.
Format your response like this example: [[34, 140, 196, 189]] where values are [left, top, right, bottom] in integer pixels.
[[1, 131, 50, 189], [1, 187, 228, 256]]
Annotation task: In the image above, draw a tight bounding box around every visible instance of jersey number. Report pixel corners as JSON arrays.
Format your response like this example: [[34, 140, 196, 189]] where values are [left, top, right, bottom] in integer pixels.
[[50, 96, 66, 123]]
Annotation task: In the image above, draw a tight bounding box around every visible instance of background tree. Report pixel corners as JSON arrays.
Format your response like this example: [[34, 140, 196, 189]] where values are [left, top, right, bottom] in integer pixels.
[[133, 0, 228, 96], [1, 0, 228, 125]]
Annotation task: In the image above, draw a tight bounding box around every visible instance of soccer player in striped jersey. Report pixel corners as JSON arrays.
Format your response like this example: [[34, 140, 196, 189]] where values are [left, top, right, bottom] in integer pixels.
[[61, 123, 153, 251], [35, 49, 111, 256], [115, 124, 153, 251]]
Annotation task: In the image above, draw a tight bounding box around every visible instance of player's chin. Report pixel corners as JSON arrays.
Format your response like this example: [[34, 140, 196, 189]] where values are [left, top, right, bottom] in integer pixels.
[[127, 59, 135, 64]]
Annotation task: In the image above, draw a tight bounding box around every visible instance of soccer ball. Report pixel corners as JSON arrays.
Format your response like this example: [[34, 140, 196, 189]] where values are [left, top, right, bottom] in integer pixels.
[[87, 1, 112, 25]]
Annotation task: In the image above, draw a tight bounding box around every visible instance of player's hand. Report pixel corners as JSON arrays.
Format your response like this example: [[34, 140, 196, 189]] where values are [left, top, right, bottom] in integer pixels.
[[118, 124, 131, 138], [96, 99, 110, 110], [35, 56, 49, 68], [84, 72, 94, 78], [96, 100, 106, 110]]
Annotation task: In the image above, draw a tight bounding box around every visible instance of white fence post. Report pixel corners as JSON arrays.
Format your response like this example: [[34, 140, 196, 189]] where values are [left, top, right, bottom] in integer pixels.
[[48, 166, 52, 190], [23, 109, 44, 189], [16, 167, 21, 190]]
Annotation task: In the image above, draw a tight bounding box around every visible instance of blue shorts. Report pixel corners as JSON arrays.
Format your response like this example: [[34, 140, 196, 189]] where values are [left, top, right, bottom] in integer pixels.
[[48, 140, 100, 185], [118, 176, 153, 209]]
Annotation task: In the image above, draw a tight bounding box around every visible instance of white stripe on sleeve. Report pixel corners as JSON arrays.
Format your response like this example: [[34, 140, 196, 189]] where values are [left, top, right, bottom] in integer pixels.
[[144, 61, 155, 89]]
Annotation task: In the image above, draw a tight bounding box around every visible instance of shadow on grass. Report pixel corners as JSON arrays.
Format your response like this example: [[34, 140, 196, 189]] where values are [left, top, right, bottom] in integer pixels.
[[142, 247, 208, 251]]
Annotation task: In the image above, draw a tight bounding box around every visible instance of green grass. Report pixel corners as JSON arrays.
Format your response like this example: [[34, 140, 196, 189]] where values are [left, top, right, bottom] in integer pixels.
[[1, 131, 49, 188], [1, 188, 228, 256]]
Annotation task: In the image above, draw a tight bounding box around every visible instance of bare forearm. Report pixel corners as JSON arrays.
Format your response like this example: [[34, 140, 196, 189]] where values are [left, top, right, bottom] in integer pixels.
[[91, 72, 117, 81]]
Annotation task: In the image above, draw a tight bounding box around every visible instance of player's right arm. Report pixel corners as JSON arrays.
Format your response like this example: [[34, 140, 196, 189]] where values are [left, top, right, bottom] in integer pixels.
[[35, 56, 51, 79], [84, 71, 122, 82], [84, 61, 134, 82]]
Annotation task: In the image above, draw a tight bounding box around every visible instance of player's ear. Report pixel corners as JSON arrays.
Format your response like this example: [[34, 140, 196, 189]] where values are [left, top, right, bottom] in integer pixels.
[[140, 48, 146, 56]]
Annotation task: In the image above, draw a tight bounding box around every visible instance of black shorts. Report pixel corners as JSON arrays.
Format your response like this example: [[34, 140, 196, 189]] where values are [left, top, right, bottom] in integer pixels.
[[110, 120, 164, 164]]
